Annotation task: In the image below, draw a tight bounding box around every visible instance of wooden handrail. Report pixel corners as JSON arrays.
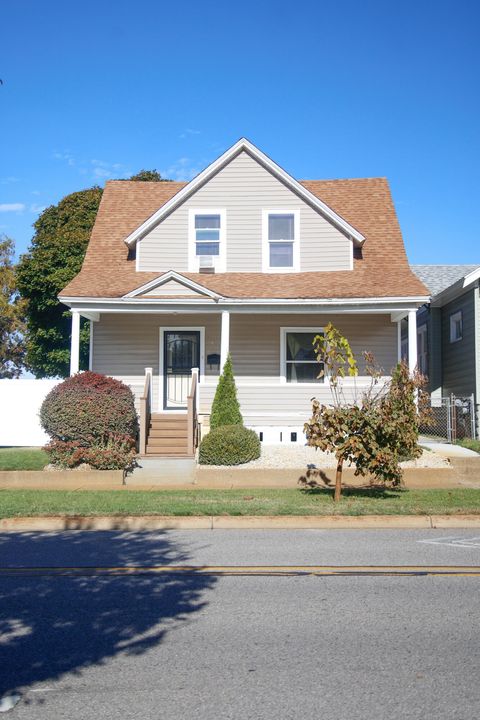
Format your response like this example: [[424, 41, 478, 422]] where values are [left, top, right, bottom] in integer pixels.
[[139, 368, 152, 455], [187, 368, 199, 457]]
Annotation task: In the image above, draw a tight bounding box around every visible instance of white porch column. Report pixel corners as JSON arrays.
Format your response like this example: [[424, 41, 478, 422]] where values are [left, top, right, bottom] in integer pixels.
[[408, 310, 417, 374], [397, 319, 402, 362], [70, 310, 81, 376], [220, 310, 230, 370]]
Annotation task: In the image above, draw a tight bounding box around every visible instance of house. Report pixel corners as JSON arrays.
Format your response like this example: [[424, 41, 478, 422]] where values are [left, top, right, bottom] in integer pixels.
[[59, 138, 429, 456], [411, 265, 480, 424]]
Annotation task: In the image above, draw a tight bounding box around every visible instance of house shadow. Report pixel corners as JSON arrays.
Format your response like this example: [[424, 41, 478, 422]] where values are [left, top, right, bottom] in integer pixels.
[[0, 530, 217, 700]]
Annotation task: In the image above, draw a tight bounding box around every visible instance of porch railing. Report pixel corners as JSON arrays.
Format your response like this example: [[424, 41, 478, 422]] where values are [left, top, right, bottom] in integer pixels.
[[187, 368, 199, 457], [139, 367, 152, 455]]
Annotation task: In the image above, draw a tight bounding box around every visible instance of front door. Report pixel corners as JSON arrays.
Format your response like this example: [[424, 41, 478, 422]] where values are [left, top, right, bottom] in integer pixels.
[[163, 330, 200, 409]]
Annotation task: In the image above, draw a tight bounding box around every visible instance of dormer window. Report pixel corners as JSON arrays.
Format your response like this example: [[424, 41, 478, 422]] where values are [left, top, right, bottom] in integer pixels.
[[262, 209, 299, 272], [188, 208, 226, 272]]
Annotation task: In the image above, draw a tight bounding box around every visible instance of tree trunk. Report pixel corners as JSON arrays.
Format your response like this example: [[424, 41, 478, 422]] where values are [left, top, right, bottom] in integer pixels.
[[334, 459, 343, 502]]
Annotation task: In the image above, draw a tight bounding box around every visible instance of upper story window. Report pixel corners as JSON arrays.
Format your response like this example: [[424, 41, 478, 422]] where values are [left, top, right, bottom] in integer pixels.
[[450, 310, 463, 343], [188, 208, 226, 272], [262, 209, 299, 272], [195, 214, 220, 256]]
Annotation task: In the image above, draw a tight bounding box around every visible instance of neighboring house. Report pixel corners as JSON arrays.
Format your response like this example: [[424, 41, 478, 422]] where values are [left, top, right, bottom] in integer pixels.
[[411, 265, 480, 415], [59, 138, 428, 455]]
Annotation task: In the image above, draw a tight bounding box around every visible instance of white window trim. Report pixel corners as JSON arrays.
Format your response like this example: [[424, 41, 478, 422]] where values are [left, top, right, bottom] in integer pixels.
[[280, 326, 325, 385], [159, 326, 205, 411], [188, 208, 226, 273], [262, 209, 300, 273], [449, 310, 463, 343]]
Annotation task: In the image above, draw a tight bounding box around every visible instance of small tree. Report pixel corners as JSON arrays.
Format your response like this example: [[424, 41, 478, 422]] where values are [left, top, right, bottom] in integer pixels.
[[303, 323, 427, 501], [209, 354, 243, 430]]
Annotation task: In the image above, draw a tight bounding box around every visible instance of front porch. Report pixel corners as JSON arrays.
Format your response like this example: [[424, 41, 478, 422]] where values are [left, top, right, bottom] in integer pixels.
[[69, 303, 421, 455]]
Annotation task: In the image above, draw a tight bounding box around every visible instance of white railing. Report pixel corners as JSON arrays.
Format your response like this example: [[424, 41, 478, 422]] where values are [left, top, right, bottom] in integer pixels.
[[139, 367, 152, 455], [187, 368, 199, 457]]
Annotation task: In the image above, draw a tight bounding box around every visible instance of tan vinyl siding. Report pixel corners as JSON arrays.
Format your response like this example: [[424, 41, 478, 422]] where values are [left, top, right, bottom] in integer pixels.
[[230, 313, 396, 378], [91, 313, 221, 411], [199, 381, 375, 419], [92, 312, 395, 416], [442, 289, 477, 398], [138, 151, 352, 273]]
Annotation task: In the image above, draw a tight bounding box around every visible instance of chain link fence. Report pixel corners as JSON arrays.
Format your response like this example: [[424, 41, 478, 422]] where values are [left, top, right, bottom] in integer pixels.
[[421, 394, 477, 442]]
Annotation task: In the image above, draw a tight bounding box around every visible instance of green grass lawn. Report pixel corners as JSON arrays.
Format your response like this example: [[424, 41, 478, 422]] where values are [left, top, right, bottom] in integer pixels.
[[0, 447, 49, 471], [456, 439, 480, 454], [0, 487, 479, 518]]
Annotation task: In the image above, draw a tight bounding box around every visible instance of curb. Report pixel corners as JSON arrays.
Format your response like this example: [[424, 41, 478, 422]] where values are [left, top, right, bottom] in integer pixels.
[[1, 514, 480, 531]]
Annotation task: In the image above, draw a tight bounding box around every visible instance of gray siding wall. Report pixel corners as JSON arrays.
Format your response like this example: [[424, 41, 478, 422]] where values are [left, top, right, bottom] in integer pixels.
[[92, 312, 396, 416], [441, 289, 476, 397], [416, 305, 443, 397], [138, 151, 352, 273]]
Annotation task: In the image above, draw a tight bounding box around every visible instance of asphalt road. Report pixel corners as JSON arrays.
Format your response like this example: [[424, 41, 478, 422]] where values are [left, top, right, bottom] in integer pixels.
[[1, 529, 479, 719]]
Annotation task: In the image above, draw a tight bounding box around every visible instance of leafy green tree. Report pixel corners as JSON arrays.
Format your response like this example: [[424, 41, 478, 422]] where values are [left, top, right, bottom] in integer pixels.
[[17, 187, 102, 377], [0, 235, 25, 377], [209, 354, 243, 430], [17, 170, 169, 378], [128, 169, 168, 181]]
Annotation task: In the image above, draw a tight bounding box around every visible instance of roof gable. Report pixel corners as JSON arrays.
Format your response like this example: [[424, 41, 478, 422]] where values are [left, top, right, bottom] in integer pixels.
[[124, 271, 222, 299], [124, 138, 365, 248]]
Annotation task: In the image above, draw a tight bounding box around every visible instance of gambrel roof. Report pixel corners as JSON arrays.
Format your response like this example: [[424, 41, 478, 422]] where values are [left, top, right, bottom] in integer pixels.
[[61, 145, 428, 301]]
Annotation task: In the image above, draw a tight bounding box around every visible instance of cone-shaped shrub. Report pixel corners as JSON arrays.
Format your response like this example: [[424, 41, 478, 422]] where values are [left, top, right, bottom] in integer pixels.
[[209, 354, 243, 430]]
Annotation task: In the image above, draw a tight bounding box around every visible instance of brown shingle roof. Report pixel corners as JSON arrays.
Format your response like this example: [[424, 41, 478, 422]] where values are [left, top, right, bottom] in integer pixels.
[[61, 177, 428, 300]]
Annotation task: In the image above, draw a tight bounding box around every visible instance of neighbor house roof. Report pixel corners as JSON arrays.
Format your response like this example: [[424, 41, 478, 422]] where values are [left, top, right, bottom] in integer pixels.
[[411, 265, 480, 298], [61, 177, 429, 301]]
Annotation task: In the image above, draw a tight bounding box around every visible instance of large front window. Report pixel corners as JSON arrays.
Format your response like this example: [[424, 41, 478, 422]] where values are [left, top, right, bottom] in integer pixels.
[[283, 329, 324, 383]]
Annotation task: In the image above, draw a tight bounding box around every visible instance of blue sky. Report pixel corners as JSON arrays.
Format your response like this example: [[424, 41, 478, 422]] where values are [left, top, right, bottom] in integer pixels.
[[1, 0, 478, 263]]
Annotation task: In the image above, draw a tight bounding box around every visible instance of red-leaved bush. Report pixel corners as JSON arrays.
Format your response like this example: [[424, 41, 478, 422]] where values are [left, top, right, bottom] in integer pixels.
[[44, 434, 137, 471], [40, 372, 138, 470]]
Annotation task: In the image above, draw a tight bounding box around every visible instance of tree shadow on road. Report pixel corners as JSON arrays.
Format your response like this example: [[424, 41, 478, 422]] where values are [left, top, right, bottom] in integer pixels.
[[0, 531, 217, 701]]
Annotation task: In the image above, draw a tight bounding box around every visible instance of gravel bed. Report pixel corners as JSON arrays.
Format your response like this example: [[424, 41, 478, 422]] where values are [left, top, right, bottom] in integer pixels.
[[208, 444, 450, 470]]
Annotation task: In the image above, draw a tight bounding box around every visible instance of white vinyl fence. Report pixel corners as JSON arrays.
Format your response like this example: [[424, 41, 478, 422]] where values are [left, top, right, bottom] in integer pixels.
[[0, 379, 61, 447]]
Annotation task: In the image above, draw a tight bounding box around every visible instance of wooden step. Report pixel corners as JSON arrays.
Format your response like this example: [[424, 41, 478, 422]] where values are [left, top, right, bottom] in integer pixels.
[[150, 413, 188, 422], [147, 437, 188, 448], [148, 427, 188, 438], [147, 445, 188, 455], [149, 419, 187, 429], [145, 450, 192, 457]]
